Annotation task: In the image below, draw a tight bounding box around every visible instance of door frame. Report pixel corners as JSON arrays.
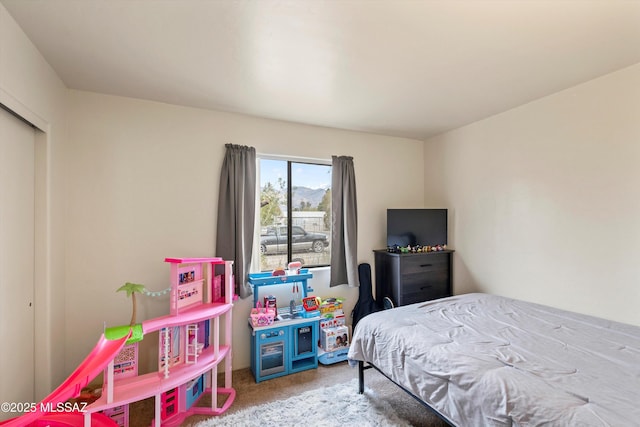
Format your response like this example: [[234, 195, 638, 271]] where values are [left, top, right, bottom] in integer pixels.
[[1, 88, 54, 399]]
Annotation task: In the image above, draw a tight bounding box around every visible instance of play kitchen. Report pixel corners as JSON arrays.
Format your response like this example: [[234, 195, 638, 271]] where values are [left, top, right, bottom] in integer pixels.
[[248, 263, 321, 382]]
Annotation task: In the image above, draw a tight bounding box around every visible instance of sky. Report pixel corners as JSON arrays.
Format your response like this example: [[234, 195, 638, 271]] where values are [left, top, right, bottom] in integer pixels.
[[260, 159, 331, 190]]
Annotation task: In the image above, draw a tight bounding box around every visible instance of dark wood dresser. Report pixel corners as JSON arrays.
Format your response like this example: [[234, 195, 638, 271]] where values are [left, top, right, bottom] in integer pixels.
[[373, 249, 453, 308]]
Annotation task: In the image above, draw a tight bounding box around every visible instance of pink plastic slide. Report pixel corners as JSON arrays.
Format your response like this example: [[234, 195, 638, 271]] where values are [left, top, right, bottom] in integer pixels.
[[27, 412, 117, 427], [0, 331, 131, 427]]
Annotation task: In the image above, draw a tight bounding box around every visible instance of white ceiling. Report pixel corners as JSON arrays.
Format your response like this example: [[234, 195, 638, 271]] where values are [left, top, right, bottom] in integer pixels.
[[3, 0, 640, 140]]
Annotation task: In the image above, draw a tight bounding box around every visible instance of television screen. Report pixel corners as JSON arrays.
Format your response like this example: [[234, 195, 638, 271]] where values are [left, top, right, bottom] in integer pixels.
[[386, 209, 447, 247]]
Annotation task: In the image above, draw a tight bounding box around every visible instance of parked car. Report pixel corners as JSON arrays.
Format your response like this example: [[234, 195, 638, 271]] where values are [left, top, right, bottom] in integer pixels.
[[260, 225, 329, 255]]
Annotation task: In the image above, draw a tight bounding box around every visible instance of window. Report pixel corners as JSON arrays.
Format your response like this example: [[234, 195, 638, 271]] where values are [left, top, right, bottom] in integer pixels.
[[258, 158, 331, 271]]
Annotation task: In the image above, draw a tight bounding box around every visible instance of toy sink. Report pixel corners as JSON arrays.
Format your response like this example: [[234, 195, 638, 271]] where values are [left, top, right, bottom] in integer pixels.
[[277, 312, 302, 320], [277, 309, 319, 321]]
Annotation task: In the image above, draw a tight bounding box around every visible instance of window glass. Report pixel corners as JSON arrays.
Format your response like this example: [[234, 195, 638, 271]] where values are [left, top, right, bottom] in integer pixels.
[[259, 158, 331, 271]]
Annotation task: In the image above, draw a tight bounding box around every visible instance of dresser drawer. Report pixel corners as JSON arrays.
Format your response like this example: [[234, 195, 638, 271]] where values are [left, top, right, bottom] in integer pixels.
[[399, 270, 450, 305], [399, 253, 449, 275]]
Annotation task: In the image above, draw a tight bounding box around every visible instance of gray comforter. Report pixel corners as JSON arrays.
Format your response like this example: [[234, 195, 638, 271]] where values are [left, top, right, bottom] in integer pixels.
[[348, 293, 640, 426]]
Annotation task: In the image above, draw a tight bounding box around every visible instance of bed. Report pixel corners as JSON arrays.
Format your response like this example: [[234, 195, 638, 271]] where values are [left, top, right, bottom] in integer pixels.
[[347, 293, 640, 426]]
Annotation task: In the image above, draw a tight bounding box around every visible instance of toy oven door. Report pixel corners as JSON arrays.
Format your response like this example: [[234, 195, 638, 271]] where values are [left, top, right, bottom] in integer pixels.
[[260, 341, 285, 377]]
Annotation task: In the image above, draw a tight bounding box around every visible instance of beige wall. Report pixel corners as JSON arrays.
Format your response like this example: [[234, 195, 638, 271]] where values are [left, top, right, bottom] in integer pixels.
[[2, 0, 424, 376], [65, 90, 425, 372], [6, 0, 640, 387], [424, 63, 640, 326], [0, 3, 68, 397]]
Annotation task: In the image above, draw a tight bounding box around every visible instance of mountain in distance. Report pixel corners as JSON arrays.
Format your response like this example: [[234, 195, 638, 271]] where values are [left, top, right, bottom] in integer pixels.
[[292, 186, 328, 209]]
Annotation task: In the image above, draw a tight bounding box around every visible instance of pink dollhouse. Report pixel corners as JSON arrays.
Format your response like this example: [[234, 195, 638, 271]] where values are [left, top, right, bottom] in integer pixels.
[[0, 257, 235, 427]]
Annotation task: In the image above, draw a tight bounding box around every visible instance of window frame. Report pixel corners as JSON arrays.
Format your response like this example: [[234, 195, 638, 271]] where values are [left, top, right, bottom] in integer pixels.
[[256, 154, 332, 271]]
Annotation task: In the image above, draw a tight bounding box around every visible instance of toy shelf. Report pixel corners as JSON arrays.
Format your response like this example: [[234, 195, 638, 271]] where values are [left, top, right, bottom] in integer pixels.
[[0, 256, 236, 427], [248, 269, 313, 308], [317, 346, 350, 365], [88, 345, 232, 412], [142, 302, 232, 333], [250, 315, 317, 330], [165, 257, 224, 264], [247, 269, 313, 285], [99, 257, 235, 427]]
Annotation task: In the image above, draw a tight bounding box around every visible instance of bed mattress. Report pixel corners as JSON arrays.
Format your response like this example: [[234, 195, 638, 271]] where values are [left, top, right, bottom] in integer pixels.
[[348, 293, 640, 426]]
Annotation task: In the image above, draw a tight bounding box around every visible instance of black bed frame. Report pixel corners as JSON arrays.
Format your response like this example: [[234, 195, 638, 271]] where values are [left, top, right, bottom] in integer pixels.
[[358, 360, 456, 426]]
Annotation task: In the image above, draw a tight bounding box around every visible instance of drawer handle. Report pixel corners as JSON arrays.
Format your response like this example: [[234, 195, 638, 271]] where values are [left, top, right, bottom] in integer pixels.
[[420, 264, 433, 267], [420, 285, 433, 290]]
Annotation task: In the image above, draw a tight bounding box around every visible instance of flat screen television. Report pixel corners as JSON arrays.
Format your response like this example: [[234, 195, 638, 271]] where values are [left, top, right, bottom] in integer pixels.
[[386, 209, 447, 247]]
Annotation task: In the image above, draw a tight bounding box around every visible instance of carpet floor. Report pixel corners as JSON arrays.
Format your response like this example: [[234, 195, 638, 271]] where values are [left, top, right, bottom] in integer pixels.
[[192, 378, 411, 427], [129, 362, 449, 426]]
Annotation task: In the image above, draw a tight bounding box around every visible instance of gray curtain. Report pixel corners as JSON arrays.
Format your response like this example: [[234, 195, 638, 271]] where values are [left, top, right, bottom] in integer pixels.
[[215, 144, 256, 299], [330, 155, 359, 287]]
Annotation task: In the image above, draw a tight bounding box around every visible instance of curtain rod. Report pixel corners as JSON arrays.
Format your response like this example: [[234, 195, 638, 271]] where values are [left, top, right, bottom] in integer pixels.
[[257, 153, 331, 165]]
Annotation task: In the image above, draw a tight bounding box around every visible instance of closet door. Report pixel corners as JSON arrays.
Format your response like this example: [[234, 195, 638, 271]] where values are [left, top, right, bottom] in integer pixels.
[[0, 106, 35, 419]]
